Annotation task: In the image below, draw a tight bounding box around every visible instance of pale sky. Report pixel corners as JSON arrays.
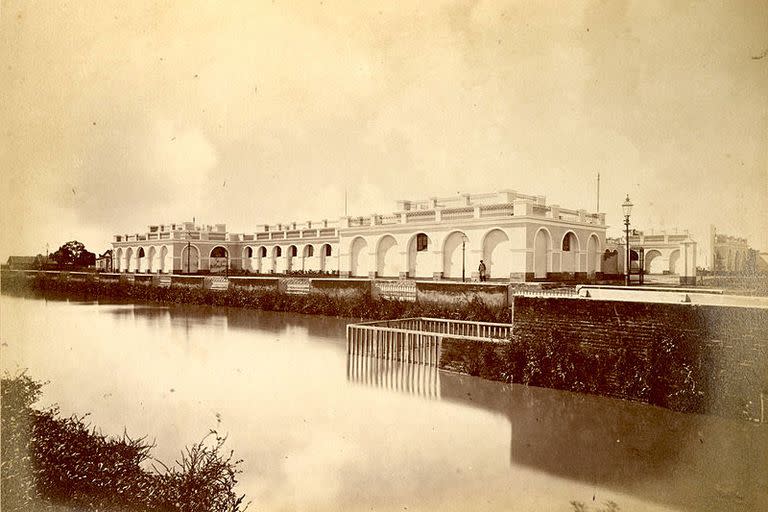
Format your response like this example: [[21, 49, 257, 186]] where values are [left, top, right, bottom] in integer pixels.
[[1, 0, 766, 261]]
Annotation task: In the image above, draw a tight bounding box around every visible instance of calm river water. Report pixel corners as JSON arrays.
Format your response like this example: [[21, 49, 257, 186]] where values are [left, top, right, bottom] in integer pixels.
[[1, 295, 766, 512]]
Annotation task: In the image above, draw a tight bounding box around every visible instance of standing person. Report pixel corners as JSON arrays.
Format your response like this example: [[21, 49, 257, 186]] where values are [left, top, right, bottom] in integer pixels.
[[478, 260, 487, 282]]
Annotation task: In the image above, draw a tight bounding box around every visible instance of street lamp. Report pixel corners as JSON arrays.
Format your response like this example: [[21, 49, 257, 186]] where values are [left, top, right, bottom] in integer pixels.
[[461, 235, 468, 282], [622, 194, 633, 286]]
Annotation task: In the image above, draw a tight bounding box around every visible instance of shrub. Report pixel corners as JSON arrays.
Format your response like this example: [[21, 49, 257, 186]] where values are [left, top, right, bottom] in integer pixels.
[[0, 273, 510, 324], [1, 373, 249, 512]]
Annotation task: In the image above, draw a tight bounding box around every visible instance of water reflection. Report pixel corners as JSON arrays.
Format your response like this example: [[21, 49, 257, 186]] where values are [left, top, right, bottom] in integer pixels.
[[3, 295, 766, 512], [347, 353, 441, 400], [349, 352, 768, 512]]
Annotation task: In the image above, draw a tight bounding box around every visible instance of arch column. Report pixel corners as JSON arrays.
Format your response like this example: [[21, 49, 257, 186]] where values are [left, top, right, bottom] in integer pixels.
[[398, 250, 409, 279]]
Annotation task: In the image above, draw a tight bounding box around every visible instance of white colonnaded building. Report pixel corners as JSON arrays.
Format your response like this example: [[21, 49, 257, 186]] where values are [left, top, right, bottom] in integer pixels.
[[111, 189, 607, 282]]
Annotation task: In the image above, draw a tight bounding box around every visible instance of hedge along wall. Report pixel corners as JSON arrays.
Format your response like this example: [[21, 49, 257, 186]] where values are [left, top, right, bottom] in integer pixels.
[[415, 282, 509, 307], [440, 295, 768, 421], [229, 277, 280, 291], [309, 278, 373, 299]]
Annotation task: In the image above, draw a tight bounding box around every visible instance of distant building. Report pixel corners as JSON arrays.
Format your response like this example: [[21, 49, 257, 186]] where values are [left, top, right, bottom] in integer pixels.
[[110, 190, 607, 281], [95, 250, 113, 272], [605, 230, 697, 284], [708, 226, 752, 273], [4, 256, 38, 270], [756, 252, 768, 274]]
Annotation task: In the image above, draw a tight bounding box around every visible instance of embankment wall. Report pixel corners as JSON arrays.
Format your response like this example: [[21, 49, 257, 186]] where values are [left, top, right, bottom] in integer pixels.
[[441, 295, 768, 421]]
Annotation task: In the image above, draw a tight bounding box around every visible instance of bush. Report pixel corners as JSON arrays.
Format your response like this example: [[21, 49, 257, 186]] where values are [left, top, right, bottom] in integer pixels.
[[1, 373, 249, 512], [441, 327, 712, 414], [0, 272, 510, 324]]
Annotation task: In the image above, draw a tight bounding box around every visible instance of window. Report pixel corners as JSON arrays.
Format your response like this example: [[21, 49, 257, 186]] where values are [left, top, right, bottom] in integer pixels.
[[289, 246, 297, 257], [260, 247, 267, 257], [275, 247, 282, 257], [562, 234, 571, 252], [416, 233, 428, 252], [245, 247, 253, 258], [138, 248, 145, 257], [325, 244, 332, 256], [306, 246, 314, 257], [211, 247, 227, 258]]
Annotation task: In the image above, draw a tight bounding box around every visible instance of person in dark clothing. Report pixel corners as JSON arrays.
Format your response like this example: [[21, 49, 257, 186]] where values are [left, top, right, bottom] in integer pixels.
[[478, 260, 487, 282]]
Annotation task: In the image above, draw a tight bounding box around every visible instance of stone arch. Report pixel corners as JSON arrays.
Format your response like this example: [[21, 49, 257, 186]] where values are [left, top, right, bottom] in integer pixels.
[[560, 231, 580, 273], [210, 246, 228, 258], [350, 237, 370, 277], [586, 234, 600, 275], [160, 245, 169, 273], [257, 246, 267, 273], [320, 243, 332, 272], [271, 246, 283, 273], [534, 228, 551, 279], [286, 245, 298, 272], [181, 245, 200, 273], [442, 231, 469, 280], [644, 249, 663, 274], [407, 232, 432, 279], [125, 247, 134, 272], [302, 244, 316, 272], [242, 246, 254, 271], [376, 234, 400, 278], [482, 228, 511, 279], [115, 248, 123, 272], [137, 247, 147, 272], [734, 251, 743, 273], [668, 249, 681, 274], [147, 246, 157, 272], [209, 246, 229, 274]]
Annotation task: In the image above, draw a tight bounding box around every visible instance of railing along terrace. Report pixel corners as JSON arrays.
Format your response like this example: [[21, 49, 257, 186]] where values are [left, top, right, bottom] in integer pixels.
[[359, 317, 512, 340], [513, 288, 578, 298], [348, 217, 372, 227], [479, 203, 514, 218], [378, 215, 400, 225], [346, 317, 513, 368], [346, 324, 442, 366]]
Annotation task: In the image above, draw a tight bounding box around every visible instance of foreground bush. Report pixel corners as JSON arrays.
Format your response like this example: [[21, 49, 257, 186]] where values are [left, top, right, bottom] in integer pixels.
[[1, 373, 248, 512]]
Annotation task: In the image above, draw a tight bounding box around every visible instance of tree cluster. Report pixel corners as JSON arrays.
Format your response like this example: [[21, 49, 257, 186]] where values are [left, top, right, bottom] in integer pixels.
[[50, 241, 96, 268]]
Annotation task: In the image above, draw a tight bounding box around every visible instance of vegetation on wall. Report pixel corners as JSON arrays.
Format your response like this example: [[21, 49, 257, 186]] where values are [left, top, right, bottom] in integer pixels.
[[440, 328, 723, 416], [0, 272, 510, 323]]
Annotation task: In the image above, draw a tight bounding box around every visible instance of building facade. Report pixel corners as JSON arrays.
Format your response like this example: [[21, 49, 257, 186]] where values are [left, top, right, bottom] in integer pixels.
[[111, 190, 607, 282], [605, 230, 697, 284], [709, 226, 751, 273]]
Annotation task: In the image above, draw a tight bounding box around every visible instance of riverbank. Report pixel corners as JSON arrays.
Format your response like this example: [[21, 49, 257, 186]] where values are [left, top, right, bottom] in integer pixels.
[[1, 373, 248, 512], [0, 271, 510, 323]]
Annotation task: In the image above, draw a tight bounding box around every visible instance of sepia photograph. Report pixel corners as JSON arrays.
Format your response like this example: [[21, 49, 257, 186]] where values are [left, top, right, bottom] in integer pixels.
[[1, 1, 767, 511]]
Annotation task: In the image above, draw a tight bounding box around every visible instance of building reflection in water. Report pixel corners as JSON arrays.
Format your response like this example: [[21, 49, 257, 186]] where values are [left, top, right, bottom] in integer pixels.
[[346, 351, 768, 512]]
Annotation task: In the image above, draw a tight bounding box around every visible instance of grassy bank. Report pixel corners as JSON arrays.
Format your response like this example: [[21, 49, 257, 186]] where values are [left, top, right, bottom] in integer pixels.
[[0, 273, 510, 323], [1, 373, 248, 512]]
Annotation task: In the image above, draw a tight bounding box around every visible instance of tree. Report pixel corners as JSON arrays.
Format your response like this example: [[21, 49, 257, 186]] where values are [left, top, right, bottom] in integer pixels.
[[51, 241, 96, 268]]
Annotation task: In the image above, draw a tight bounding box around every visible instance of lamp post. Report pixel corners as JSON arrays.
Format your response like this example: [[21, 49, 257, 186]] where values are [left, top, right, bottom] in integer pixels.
[[622, 194, 633, 286], [462, 235, 468, 282], [186, 239, 191, 275]]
